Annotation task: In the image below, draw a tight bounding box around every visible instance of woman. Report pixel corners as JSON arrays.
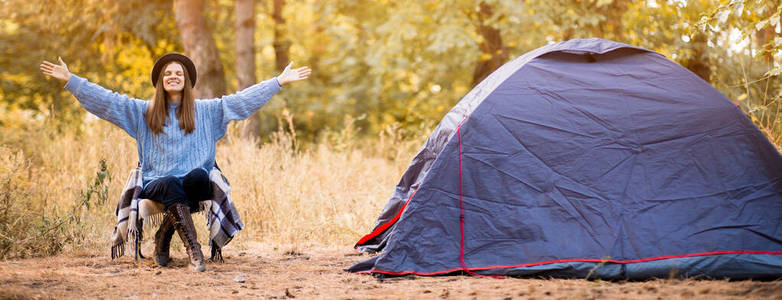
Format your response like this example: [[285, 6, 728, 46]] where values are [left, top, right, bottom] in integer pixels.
[[40, 54, 310, 271]]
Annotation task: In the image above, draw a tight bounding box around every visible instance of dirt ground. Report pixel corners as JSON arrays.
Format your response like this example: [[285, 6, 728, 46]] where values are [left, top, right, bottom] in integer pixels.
[[1, 243, 781, 300]]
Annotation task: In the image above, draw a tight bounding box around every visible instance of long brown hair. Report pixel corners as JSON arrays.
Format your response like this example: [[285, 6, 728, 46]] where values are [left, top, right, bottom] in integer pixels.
[[145, 62, 196, 135]]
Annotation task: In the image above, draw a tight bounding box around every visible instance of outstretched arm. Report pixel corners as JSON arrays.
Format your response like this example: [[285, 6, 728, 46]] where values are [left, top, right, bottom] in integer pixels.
[[204, 61, 311, 140], [40, 57, 145, 139]]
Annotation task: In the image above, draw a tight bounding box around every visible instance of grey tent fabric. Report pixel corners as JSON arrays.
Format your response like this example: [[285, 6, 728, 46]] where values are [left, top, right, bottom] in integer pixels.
[[350, 38, 782, 279], [354, 38, 650, 251]]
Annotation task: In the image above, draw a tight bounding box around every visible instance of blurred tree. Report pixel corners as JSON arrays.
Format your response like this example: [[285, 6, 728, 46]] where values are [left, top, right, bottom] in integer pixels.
[[469, 2, 510, 87], [174, 0, 226, 98], [272, 0, 290, 72], [753, 2, 781, 65], [235, 0, 257, 89], [0, 0, 179, 127], [235, 0, 260, 137], [682, 32, 711, 81], [695, 0, 781, 144], [1, 0, 779, 145]]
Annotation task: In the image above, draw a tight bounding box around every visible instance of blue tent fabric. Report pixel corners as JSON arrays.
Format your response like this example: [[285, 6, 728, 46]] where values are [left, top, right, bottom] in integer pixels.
[[349, 39, 782, 279]]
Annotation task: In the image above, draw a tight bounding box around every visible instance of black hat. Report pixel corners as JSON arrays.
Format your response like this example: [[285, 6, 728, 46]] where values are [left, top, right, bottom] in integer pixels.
[[151, 53, 197, 87]]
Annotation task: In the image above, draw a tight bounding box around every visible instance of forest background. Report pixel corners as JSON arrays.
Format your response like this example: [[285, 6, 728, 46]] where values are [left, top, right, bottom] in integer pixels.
[[0, 0, 780, 259]]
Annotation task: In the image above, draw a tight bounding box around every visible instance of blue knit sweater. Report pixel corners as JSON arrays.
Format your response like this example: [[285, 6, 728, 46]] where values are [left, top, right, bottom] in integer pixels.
[[65, 74, 281, 183]]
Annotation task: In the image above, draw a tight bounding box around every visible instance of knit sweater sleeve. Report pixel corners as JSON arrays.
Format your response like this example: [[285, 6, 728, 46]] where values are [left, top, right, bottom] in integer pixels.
[[64, 74, 145, 139], [200, 77, 282, 140]]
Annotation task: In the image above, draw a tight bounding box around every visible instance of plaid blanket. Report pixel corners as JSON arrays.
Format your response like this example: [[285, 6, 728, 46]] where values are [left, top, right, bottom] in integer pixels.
[[110, 165, 244, 261]]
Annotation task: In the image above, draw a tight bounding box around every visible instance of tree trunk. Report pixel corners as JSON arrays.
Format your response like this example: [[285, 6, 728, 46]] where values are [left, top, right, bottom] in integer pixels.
[[471, 2, 508, 87], [683, 33, 711, 82], [755, 15, 780, 65], [236, 0, 261, 138], [236, 0, 256, 89], [173, 0, 226, 98], [101, 0, 118, 64], [272, 0, 290, 73]]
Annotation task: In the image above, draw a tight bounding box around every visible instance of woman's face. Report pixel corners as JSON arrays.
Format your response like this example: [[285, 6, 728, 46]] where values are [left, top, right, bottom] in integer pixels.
[[162, 62, 185, 93]]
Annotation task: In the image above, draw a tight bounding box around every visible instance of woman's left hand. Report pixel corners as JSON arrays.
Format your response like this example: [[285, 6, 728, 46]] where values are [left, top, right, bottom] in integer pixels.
[[277, 62, 311, 85]]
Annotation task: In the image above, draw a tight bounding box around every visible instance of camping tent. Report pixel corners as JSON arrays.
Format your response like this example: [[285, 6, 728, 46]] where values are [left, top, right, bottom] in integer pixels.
[[348, 38, 782, 279]]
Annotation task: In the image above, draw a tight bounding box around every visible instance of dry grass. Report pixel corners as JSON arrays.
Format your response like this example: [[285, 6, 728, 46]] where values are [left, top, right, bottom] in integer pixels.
[[0, 115, 419, 259], [221, 115, 417, 246]]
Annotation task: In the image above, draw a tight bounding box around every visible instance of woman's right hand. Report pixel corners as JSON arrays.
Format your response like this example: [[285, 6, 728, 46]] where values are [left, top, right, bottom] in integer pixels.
[[40, 57, 72, 81]]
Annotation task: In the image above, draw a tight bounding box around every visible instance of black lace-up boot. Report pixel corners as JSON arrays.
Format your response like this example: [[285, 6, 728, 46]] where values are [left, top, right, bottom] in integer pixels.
[[153, 213, 176, 266], [168, 203, 206, 272]]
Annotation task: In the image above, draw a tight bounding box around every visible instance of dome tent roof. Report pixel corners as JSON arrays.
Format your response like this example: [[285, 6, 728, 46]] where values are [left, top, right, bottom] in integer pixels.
[[349, 39, 782, 279]]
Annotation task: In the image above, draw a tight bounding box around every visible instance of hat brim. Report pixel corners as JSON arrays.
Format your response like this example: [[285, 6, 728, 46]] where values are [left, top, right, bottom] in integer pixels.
[[151, 53, 197, 87]]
